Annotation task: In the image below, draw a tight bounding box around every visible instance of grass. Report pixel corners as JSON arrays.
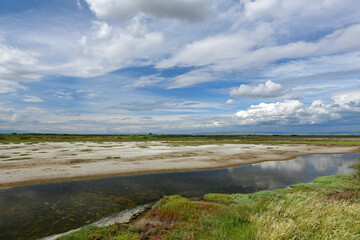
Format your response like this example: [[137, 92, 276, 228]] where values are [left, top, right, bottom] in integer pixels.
[[80, 149, 93, 152], [0, 155, 10, 159], [4, 157, 32, 161], [106, 156, 122, 159], [138, 145, 149, 149], [59, 173, 360, 240], [351, 158, 360, 177], [169, 140, 360, 147], [0, 134, 359, 147]]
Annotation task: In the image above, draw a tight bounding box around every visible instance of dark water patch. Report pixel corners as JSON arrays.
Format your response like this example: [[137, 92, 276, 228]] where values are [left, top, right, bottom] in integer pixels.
[[0, 153, 359, 240]]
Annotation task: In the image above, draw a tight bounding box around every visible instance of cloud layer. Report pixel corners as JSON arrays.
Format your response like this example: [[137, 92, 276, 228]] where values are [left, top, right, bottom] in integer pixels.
[[0, 0, 359, 134], [84, 0, 214, 22]]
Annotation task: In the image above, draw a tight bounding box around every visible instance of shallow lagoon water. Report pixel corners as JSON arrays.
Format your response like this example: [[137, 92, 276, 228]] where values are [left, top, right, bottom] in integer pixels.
[[0, 153, 359, 240]]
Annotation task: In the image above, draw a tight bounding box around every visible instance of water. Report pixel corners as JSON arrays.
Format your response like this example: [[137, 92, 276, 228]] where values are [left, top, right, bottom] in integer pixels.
[[0, 153, 358, 240]]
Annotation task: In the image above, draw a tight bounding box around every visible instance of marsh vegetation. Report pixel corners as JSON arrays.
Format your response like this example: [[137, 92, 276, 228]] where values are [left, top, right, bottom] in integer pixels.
[[59, 174, 360, 240], [1, 134, 360, 147]]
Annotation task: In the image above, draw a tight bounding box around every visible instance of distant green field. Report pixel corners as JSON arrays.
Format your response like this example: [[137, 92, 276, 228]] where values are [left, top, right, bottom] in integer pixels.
[[0, 134, 360, 147]]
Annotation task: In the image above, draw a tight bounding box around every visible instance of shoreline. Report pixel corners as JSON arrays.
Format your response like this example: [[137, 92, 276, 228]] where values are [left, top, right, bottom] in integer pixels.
[[1, 142, 359, 188], [39, 203, 153, 240], [46, 173, 360, 240]]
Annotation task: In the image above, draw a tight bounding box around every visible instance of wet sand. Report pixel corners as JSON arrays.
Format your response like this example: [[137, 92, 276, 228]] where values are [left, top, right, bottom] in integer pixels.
[[1, 141, 359, 187]]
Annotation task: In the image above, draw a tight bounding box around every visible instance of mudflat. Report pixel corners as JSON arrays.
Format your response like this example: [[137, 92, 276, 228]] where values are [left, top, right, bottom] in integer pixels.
[[1, 141, 359, 187]]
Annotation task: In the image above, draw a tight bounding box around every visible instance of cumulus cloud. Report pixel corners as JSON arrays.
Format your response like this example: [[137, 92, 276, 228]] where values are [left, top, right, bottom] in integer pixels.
[[234, 90, 360, 125], [58, 19, 163, 78], [23, 95, 43, 103], [230, 80, 291, 98], [92, 21, 112, 39], [332, 90, 360, 112], [234, 100, 339, 125], [84, 0, 214, 22]]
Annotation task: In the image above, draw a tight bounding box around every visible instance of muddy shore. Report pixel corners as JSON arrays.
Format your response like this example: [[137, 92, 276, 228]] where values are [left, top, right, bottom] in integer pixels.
[[1, 141, 359, 187]]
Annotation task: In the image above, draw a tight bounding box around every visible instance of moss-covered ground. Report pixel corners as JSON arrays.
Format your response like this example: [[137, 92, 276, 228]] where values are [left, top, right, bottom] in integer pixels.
[[58, 173, 360, 240]]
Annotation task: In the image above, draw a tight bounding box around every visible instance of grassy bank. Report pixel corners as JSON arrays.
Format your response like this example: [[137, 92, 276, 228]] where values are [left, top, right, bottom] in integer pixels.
[[1, 134, 360, 147], [59, 173, 360, 240]]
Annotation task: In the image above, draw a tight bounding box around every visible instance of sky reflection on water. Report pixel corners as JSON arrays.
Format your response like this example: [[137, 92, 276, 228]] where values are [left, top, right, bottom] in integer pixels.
[[0, 153, 359, 240]]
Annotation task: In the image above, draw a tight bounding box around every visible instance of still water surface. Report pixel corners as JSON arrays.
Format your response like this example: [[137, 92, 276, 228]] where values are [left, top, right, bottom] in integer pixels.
[[0, 153, 359, 240]]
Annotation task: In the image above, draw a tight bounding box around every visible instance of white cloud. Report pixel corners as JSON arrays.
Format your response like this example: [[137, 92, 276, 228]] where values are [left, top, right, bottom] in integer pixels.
[[131, 74, 165, 88], [52, 90, 73, 100], [130, 68, 221, 89], [0, 101, 234, 134], [244, 0, 280, 21], [234, 90, 360, 125], [266, 51, 360, 79], [230, 80, 291, 98], [234, 100, 339, 125], [110, 100, 166, 111], [92, 21, 112, 39], [167, 68, 218, 89], [23, 95, 43, 103], [242, 0, 360, 27], [58, 19, 164, 78], [157, 23, 360, 73], [156, 30, 259, 69], [226, 99, 238, 105], [76, 0, 83, 10], [84, 0, 214, 22], [76, 90, 98, 99], [0, 39, 44, 83], [332, 90, 360, 112], [0, 80, 27, 93]]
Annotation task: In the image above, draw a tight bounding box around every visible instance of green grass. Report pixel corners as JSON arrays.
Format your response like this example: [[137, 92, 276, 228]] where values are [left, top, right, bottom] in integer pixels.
[[58, 225, 140, 240], [138, 145, 149, 149], [59, 174, 360, 240], [106, 156, 121, 159], [0, 155, 10, 159], [169, 140, 360, 147], [350, 158, 360, 177], [4, 157, 32, 161], [80, 149, 93, 152], [0, 134, 359, 147]]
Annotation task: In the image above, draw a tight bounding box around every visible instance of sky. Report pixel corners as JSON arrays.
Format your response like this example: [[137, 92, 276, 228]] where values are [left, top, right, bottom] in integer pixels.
[[0, 0, 360, 134]]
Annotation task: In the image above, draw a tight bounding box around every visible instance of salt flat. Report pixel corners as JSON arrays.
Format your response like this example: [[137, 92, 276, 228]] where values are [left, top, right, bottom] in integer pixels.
[[0, 141, 359, 187]]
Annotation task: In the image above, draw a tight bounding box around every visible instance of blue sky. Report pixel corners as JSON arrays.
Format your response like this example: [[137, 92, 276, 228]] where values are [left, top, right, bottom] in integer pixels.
[[1, 0, 360, 134]]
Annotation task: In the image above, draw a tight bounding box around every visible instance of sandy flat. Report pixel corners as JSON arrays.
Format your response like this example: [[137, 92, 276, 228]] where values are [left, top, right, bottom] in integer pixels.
[[0, 141, 359, 187]]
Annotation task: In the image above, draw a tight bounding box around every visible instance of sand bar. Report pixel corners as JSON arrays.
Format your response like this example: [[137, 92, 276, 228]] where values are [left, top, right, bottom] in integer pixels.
[[1, 141, 359, 187]]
